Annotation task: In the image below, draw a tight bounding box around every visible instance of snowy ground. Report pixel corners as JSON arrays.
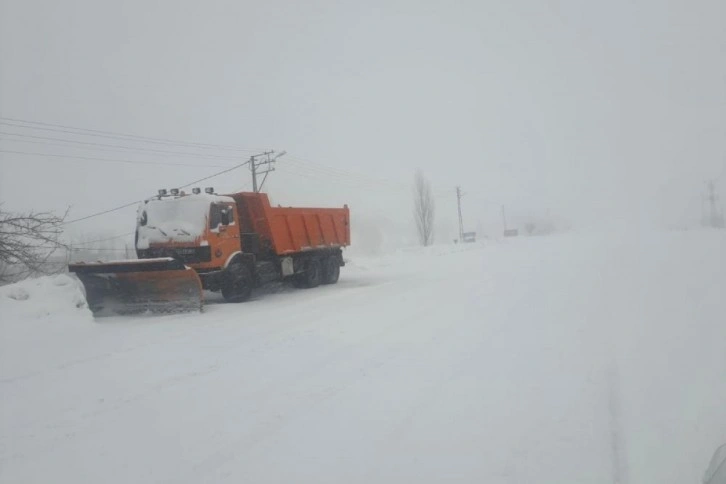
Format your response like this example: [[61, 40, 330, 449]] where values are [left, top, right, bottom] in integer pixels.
[[1, 229, 724, 483]]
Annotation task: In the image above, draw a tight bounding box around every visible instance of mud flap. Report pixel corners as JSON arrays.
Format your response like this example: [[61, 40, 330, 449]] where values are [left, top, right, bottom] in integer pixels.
[[68, 258, 203, 317]]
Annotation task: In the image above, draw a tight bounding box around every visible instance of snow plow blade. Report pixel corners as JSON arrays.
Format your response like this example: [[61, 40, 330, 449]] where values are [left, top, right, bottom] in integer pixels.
[[68, 258, 203, 317]]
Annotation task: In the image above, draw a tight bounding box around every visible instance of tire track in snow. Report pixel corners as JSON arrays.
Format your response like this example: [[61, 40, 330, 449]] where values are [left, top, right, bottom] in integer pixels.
[[608, 365, 628, 484], [171, 283, 467, 482]]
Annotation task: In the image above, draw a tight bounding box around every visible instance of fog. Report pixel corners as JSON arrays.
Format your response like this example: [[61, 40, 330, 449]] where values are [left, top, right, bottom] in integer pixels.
[[1, 3, 726, 482], [1, 0, 725, 248]]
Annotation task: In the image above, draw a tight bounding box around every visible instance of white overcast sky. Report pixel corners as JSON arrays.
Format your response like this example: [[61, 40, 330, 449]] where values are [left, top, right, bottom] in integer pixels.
[[1, 0, 724, 246]]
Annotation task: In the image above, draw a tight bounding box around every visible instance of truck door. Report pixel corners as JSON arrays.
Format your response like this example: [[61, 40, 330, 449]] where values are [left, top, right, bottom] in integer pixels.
[[209, 202, 240, 266]]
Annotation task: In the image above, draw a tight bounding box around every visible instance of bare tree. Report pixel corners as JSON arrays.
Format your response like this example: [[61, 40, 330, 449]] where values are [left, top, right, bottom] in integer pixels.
[[413, 170, 435, 246], [0, 206, 67, 284]]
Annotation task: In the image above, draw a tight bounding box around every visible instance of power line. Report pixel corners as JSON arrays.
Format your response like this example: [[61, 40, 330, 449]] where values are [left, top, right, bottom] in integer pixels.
[[3, 116, 458, 195], [62, 161, 250, 225], [179, 161, 249, 189], [68, 176, 250, 248], [0, 149, 230, 168], [63, 200, 142, 225], [0, 117, 260, 153], [0, 136, 241, 160], [0, 131, 243, 161]]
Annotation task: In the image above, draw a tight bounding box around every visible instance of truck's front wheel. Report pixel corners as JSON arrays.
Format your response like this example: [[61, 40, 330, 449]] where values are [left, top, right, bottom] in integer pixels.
[[222, 263, 252, 302]]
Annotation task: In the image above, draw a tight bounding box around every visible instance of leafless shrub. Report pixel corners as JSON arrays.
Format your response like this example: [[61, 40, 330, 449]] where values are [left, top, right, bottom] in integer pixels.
[[0, 206, 68, 284]]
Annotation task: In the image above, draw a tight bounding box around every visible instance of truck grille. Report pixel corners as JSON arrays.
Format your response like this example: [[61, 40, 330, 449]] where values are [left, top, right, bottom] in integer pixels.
[[137, 246, 211, 264]]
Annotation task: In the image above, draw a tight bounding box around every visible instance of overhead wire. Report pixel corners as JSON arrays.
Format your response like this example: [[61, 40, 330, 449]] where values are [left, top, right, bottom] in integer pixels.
[[2, 115, 461, 225], [3, 116, 459, 195], [63, 200, 142, 226], [0, 116, 260, 153], [0, 136, 228, 159], [0, 149, 230, 168], [178, 161, 249, 189], [62, 160, 250, 225], [0, 131, 244, 161], [0, 116, 264, 234], [0, 136, 263, 163], [2, 117, 455, 197]]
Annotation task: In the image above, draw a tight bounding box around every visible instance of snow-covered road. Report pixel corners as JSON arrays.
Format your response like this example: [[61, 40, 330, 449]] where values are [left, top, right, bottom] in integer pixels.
[[1, 230, 724, 483]]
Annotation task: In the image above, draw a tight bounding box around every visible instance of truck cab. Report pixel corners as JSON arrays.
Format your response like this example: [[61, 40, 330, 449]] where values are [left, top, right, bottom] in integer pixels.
[[135, 191, 241, 272]]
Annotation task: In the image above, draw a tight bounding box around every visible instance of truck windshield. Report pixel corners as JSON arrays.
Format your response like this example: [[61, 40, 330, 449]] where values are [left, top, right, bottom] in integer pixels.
[[137, 197, 213, 244]]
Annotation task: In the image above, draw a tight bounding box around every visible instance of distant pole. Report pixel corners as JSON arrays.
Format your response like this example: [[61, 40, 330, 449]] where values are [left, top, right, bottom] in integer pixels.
[[705, 180, 724, 228], [456, 186, 464, 241], [501, 205, 508, 232], [249, 155, 258, 192], [707, 181, 717, 225]]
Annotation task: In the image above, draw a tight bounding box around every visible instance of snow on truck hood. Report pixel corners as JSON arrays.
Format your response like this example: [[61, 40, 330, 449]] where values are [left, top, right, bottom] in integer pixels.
[[136, 193, 234, 248]]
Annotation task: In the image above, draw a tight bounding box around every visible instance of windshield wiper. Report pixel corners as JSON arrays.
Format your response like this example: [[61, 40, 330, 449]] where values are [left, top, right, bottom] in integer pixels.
[[147, 225, 168, 236]]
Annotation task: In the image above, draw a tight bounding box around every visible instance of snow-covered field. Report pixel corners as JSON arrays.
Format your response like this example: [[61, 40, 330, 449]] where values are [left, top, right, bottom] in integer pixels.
[[1, 229, 724, 483]]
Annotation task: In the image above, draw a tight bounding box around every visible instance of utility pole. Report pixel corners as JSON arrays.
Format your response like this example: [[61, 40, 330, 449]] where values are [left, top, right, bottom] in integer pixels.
[[704, 180, 724, 228], [456, 186, 464, 241], [249, 150, 286, 192], [501, 205, 508, 232]]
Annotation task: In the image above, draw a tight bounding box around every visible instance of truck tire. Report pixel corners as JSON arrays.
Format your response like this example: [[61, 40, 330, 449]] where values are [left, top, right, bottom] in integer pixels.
[[297, 259, 322, 288], [222, 263, 252, 302], [322, 257, 340, 284]]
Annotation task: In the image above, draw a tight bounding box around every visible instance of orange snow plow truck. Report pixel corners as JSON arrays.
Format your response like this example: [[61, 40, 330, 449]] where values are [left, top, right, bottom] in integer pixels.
[[69, 189, 350, 316]]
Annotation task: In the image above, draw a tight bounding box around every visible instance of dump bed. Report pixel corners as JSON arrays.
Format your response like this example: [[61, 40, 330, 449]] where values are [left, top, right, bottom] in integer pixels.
[[230, 192, 350, 255]]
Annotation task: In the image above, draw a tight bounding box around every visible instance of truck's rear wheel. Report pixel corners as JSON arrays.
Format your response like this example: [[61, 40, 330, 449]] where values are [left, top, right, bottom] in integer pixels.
[[322, 257, 340, 284], [296, 259, 322, 288], [222, 263, 252, 302]]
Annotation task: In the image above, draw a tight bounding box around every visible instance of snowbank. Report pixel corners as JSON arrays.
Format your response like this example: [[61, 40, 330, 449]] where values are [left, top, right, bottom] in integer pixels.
[[0, 274, 91, 323]]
